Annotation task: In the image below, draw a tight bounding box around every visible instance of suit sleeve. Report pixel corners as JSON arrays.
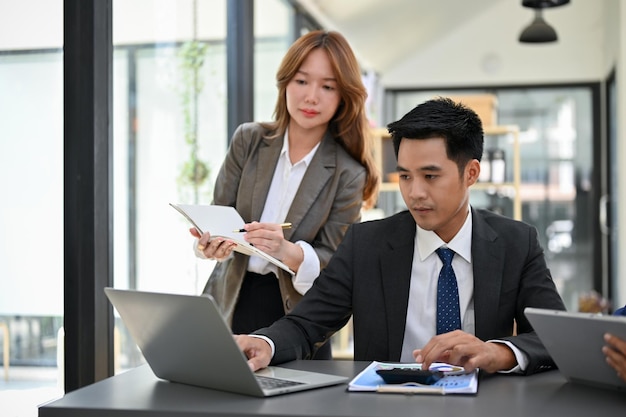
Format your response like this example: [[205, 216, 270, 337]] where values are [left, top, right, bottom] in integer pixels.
[[212, 124, 248, 206], [503, 225, 566, 374], [254, 224, 359, 363]]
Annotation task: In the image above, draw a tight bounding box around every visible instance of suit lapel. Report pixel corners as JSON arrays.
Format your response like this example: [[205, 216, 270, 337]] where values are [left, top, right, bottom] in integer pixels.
[[251, 135, 282, 221], [470, 209, 505, 340], [380, 212, 416, 360]]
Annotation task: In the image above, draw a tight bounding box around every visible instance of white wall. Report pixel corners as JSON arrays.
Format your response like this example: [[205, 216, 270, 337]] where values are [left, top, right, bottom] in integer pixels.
[[382, 1, 606, 87], [603, 0, 621, 76], [0, 0, 63, 50]]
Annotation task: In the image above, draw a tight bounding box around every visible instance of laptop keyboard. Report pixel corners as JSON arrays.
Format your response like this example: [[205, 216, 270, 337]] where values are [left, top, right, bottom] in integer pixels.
[[256, 375, 305, 389]]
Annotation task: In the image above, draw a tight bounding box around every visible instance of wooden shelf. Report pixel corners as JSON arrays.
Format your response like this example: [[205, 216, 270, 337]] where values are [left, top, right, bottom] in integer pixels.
[[371, 125, 521, 220]]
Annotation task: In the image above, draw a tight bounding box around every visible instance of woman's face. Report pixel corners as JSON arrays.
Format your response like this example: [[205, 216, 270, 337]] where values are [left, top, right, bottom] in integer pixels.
[[286, 48, 341, 133]]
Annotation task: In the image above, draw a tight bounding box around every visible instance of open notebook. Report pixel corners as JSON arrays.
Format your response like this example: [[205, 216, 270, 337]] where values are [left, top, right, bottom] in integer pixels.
[[104, 288, 348, 397], [170, 203, 294, 275], [525, 307, 626, 391]]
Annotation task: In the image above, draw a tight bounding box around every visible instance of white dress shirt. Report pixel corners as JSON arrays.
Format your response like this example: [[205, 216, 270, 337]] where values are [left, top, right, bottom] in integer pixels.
[[245, 131, 322, 294], [400, 207, 475, 361]]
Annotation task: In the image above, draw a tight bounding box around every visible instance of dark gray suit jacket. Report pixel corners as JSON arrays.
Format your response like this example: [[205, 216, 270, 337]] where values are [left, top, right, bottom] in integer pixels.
[[257, 208, 567, 375], [205, 122, 366, 325]]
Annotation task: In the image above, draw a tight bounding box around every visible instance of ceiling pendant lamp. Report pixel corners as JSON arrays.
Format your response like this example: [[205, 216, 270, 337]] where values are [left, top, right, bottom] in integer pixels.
[[522, 0, 570, 7], [518, 0, 570, 44], [519, 9, 558, 43]]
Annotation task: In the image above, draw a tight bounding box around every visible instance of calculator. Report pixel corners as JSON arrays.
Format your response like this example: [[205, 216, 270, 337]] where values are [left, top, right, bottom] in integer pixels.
[[375, 368, 444, 385]]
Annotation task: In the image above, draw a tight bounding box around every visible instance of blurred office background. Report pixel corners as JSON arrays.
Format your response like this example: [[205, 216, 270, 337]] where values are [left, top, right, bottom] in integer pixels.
[[0, 0, 624, 415]]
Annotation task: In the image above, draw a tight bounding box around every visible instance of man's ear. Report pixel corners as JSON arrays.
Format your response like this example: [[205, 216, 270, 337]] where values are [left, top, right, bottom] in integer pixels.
[[465, 159, 481, 186]]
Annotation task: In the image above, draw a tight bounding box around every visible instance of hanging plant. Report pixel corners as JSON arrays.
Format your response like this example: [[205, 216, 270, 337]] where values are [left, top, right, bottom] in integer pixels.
[[177, 39, 211, 201]]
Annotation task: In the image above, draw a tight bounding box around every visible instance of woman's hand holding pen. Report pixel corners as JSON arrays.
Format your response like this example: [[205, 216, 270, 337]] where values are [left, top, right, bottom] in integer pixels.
[[190, 228, 236, 261], [240, 221, 303, 272]]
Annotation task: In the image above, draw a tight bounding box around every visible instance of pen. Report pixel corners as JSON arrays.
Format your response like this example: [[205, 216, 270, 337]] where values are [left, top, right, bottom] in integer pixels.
[[232, 223, 292, 233]]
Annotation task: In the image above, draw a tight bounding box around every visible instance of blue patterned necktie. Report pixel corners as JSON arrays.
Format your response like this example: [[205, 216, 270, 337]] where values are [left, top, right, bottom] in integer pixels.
[[435, 247, 461, 334]]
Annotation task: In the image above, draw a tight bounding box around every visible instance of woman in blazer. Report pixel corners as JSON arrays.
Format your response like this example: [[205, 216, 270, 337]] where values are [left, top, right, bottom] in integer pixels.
[[191, 30, 379, 358]]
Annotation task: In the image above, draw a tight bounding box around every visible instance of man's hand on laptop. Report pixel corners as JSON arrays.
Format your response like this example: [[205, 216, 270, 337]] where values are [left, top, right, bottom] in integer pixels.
[[234, 335, 272, 371]]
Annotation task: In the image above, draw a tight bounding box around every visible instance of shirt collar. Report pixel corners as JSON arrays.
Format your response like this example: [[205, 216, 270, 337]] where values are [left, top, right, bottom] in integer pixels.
[[281, 129, 321, 167], [416, 206, 472, 263]]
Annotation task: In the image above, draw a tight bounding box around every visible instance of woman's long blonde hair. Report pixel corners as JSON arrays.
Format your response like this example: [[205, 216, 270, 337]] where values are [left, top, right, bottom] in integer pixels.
[[261, 30, 379, 208]]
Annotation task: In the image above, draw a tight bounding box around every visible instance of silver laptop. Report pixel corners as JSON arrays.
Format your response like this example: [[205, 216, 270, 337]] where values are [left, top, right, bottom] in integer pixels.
[[104, 287, 348, 397], [525, 307, 626, 391]]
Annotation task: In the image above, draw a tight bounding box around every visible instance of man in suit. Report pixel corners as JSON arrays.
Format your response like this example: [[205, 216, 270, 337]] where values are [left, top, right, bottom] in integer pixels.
[[236, 97, 566, 375]]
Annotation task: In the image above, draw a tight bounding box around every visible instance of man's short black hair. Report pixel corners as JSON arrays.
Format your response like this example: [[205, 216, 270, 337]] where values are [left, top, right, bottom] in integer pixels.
[[387, 97, 484, 174]]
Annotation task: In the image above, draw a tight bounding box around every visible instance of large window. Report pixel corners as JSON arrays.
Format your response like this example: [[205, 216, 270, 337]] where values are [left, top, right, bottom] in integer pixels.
[[254, 0, 293, 122], [0, 0, 65, 414], [0, 3, 299, 413], [111, 0, 296, 372], [112, 0, 228, 371]]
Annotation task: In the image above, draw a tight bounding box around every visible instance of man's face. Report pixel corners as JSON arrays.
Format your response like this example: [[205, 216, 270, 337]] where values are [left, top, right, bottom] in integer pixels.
[[396, 137, 479, 242]]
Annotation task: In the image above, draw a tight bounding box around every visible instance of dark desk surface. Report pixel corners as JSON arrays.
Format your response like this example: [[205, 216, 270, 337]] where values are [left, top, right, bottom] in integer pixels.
[[39, 360, 626, 417]]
